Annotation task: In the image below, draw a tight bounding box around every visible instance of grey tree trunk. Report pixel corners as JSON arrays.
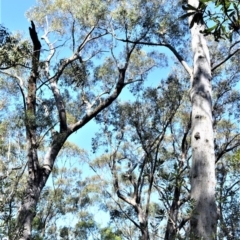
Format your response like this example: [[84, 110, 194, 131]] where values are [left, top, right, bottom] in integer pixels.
[[17, 133, 68, 240], [164, 179, 181, 240], [188, 0, 217, 239], [138, 208, 149, 240]]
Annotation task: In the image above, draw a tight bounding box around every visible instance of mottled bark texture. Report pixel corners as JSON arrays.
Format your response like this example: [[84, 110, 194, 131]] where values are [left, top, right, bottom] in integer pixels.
[[188, 0, 217, 239]]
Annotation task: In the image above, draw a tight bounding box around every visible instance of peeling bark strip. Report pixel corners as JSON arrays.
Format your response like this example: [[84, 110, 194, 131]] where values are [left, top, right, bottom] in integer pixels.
[[188, 0, 217, 239]]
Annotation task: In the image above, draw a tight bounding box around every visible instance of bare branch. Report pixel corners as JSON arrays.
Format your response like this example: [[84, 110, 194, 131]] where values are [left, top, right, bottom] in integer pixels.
[[225, 180, 240, 196], [178, 216, 190, 230], [212, 48, 240, 72], [113, 37, 193, 78], [229, 40, 240, 52], [0, 70, 26, 111], [69, 67, 126, 132], [77, 26, 95, 53]]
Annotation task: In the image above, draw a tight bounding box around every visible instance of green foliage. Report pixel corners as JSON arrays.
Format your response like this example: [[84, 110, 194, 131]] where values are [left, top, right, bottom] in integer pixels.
[[73, 218, 98, 239], [100, 227, 122, 240], [232, 149, 240, 168], [0, 33, 31, 69], [27, 0, 108, 32], [0, 0, 239, 239], [90, 72, 192, 238], [181, 0, 240, 41], [60, 226, 69, 239]]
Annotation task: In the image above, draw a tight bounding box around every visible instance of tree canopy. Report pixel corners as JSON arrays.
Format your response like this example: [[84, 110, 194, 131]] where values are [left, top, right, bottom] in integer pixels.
[[0, 0, 240, 239]]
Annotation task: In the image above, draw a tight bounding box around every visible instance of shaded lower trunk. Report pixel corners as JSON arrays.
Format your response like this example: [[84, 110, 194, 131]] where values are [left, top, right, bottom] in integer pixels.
[[16, 133, 68, 239], [17, 177, 42, 240], [139, 221, 149, 240], [164, 185, 180, 240]]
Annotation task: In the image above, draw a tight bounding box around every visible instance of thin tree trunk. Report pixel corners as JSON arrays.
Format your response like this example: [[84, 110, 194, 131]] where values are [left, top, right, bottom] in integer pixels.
[[164, 183, 181, 240], [188, 0, 217, 239], [139, 225, 149, 240], [138, 208, 149, 240]]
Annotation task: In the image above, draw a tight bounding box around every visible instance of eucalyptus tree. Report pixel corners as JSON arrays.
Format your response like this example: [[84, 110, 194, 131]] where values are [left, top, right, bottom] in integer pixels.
[[90, 73, 191, 239], [0, 0, 162, 238], [216, 151, 240, 239], [0, 0, 239, 239], [185, 0, 240, 238], [184, 0, 218, 238], [212, 60, 240, 239], [92, 0, 240, 237], [0, 101, 27, 238], [87, 0, 240, 238], [0, 143, 26, 239], [89, 56, 240, 240]]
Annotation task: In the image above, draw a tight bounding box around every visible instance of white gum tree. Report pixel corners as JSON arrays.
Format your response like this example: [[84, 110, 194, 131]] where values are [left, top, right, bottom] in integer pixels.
[[188, 0, 217, 239]]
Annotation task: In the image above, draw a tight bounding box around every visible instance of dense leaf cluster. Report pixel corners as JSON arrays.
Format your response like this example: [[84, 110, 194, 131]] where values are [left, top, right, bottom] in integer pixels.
[[182, 0, 240, 41]]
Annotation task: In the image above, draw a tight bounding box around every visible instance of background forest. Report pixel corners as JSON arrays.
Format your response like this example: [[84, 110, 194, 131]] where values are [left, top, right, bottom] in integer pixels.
[[0, 0, 240, 239]]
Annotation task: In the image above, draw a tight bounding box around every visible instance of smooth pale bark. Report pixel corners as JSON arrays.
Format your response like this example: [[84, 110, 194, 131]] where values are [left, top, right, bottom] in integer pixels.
[[188, 0, 217, 239]]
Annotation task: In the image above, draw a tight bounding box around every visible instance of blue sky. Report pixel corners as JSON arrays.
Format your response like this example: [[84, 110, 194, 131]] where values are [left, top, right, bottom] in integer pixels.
[[0, 0, 36, 32]]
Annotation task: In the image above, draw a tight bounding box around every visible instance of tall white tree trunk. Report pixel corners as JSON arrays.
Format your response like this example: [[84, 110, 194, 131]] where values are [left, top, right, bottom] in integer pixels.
[[188, 0, 217, 239]]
